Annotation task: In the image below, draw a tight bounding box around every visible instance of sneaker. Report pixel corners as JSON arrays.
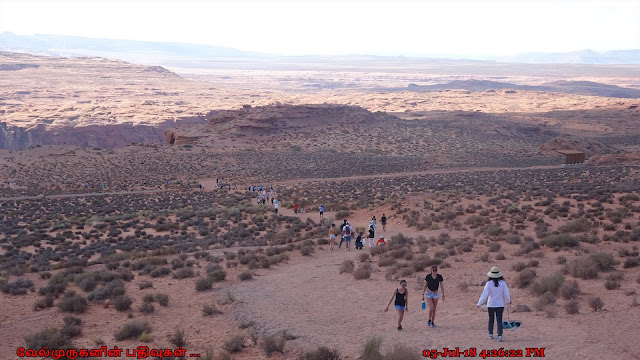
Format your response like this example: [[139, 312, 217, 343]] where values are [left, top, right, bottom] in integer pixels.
[[397, 326, 403, 331], [427, 320, 432, 327], [431, 322, 436, 328], [497, 336, 503, 342], [488, 334, 493, 340]]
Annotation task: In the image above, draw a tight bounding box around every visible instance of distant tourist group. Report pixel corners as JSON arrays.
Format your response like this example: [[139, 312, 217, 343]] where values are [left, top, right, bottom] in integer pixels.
[[328, 215, 387, 251]]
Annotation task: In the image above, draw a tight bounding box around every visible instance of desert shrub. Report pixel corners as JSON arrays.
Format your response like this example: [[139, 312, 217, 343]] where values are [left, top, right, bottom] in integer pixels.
[[514, 269, 536, 289], [361, 336, 383, 360], [208, 269, 227, 282], [512, 262, 527, 272], [457, 281, 469, 292], [34, 294, 55, 310], [25, 327, 71, 350], [114, 321, 151, 341], [238, 271, 253, 281], [149, 267, 171, 278], [564, 300, 580, 314], [155, 293, 169, 306], [566, 257, 599, 279], [353, 263, 372, 280], [170, 329, 187, 347], [531, 273, 564, 296], [588, 296, 604, 311], [378, 255, 397, 267], [195, 277, 213, 291], [495, 253, 506, 260], [113, 295, 133, 311], [203, 303, 222, 316], [223, 335, 245, 353], [63, 316, 82, 326], [60, 324, 82, 339], [589, 252, 618, 271], [300, 246, 314, 256], [358, 253, 370, 262], [381, 344, 421, 360], [339, 260, 355, 274], [139, 280, 153, 290], [529, 259, 539, 267], [139, 302, 155, 313], [534, 292, 556, 311], [559, 218, 591, 233], [560, 280, 580, 300], [369, 246, 387, 256], [488, 242, 501, 252], [411, 255, 430, 272], [542, 234, 579, 249], [556, 256, 567, 264], [57, 293, 88, 313], [142, 294, 155, 303], [604, 279, 621, 290], [623, 257, 640, 268], [298, 346, 341, 360], [1, 277, 34, 295], [262, 334, 286, 356], [172, 267, 194, 279], [487, 225, 504, 236]]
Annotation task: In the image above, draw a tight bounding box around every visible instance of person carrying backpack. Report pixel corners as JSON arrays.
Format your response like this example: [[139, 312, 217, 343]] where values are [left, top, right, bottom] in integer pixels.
[[338, 220, 347, 248], [342, 221, 352, 251]]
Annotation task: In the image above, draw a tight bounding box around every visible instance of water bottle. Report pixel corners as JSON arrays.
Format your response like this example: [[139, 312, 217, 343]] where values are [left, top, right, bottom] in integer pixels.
[[422, 301, 426, 310]]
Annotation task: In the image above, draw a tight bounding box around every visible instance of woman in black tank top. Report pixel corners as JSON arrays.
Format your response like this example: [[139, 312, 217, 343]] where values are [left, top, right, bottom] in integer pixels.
[[385, 280, 409, 331]]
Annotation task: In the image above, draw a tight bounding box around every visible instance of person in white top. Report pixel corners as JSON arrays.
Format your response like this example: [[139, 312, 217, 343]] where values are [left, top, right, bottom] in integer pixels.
[[477, 266, 511, 342]]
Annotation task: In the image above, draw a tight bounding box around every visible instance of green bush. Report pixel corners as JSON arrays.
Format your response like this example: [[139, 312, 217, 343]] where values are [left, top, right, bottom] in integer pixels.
[[139, 280, 153, 289], [588, 296, 604, 311], [560, 280, 580, 300], [170, 329, 187, 347], [1, 277, 34, 295], [564, 300, 580, 314], [361, 337, 383, 360], [590, 252, 618, 271]]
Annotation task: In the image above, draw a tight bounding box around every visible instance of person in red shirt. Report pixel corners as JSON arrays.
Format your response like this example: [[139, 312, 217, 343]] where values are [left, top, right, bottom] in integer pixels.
[[293, 203, 299, 214], [376, 236, 386, 246]]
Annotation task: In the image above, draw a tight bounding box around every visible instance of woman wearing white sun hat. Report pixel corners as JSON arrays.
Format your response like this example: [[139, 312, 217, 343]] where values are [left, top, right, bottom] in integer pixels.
[[477, 266, 511, 342]]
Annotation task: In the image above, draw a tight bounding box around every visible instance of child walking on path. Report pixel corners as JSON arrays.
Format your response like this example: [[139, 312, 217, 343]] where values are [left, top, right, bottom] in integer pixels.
[[477, 266, 511, 342], [385, 280, 408, 331]]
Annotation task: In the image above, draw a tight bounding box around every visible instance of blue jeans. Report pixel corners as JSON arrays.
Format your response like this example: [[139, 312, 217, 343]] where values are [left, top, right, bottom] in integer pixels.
[[488, 307, 504, 336]]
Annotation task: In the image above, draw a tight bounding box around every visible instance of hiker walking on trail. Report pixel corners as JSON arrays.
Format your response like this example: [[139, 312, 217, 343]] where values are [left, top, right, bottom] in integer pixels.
[[293, 202, 299, 214], [318, 205, 324, 220], [274, 199, 279, 214], [381, 213, 387, 231], [477, 266, 511, 342], [422, 265, 445, 328], [385, 280, 408, 331], [329, 223, 337, 250]]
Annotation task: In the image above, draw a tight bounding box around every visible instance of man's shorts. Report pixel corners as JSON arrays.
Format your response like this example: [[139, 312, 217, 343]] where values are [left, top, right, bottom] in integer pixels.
[[330, 234, 336, 240], [425, 291, 439, 299], [344, 235, 351, 242]]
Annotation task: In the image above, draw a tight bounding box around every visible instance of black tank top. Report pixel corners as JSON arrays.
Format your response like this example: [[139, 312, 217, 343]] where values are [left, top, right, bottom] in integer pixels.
[[394, 289, 407, 306]]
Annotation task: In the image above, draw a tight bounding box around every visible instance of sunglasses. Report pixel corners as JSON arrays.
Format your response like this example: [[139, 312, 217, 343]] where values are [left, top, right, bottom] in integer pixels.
[[401, 284, 406, 287], [432, 269, 438, 272]]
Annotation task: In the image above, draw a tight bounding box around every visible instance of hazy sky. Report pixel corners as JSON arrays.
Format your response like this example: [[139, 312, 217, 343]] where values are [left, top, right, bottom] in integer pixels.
[[0, 0, 638, 57]]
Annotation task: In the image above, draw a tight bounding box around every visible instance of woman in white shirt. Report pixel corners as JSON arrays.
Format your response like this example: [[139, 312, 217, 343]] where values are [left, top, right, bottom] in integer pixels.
[[477, 266, 511, 342]]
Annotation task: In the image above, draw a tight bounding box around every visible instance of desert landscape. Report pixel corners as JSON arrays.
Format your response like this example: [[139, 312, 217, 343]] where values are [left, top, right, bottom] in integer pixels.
[[1, 39, 640, 360]]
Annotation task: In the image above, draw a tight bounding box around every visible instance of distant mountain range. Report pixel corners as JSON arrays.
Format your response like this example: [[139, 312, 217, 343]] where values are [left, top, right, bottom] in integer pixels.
[[1, 32, 639, 65], [405, 79, 640, 98]]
